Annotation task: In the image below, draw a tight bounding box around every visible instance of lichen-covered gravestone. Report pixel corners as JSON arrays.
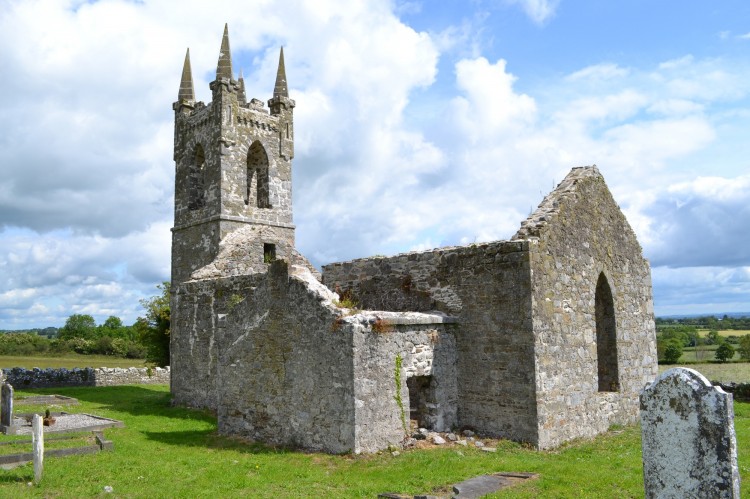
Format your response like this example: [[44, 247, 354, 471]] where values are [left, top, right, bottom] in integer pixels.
[[640, 368, 740, 498], [1, 383, 13, 427]]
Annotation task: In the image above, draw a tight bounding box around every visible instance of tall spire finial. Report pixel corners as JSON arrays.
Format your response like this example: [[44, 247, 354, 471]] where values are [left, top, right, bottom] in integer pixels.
[[273, 47, 288, 98], [216, 23, 233, 80], [237, 69, 247, 105], [178, 48, 195, 101]]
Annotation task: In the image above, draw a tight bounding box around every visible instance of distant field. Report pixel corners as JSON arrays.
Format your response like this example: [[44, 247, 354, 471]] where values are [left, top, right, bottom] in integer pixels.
[[658, 362, 750, 383], [697, 329, 750, 337], [0, 354, 146, 369]]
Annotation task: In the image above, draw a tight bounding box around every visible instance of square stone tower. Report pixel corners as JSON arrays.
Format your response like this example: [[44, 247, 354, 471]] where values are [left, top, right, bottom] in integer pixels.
[[171, 25, 296, 283]]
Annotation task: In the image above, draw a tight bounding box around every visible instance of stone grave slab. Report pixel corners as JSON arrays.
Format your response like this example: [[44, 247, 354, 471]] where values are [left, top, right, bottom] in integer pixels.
[[16, 395, 79, 406], [2, 412, 124, 435], [378, 472, 538, 498]]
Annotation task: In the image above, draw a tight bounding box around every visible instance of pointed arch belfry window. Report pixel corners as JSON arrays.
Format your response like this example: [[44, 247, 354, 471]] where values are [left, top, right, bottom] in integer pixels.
[[595, 272, 619, 392], [189, 144, 206, 210], [246, 141, 271, 208]]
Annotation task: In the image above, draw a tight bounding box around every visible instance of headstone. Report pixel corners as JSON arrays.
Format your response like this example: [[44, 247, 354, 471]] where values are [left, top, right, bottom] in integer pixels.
[[640, 367, 740, 498], [32, 414, 44, 483], [1, 383, 13, 427]]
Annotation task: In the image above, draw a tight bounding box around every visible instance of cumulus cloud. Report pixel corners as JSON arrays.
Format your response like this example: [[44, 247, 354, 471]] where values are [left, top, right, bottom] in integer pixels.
[[1, 0, 749, 327]]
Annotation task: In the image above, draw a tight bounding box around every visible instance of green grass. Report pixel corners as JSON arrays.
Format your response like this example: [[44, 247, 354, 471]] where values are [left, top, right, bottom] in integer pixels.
[[658, 362, 750, 383], [0, 354, 146, 369], [0, 385, 747, 497]]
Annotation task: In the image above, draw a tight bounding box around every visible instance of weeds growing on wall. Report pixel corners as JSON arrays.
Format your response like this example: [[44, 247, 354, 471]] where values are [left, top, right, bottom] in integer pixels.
[[228, 294, 244, 310], [333, 287, 359, 309], [372, 318, 394, 334], [394, 354, 407, 434]]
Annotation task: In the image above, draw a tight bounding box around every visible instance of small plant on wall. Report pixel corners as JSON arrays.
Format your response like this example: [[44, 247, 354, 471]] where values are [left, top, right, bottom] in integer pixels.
[[333, 288, 358, 309], [394, 354, 407, 434]]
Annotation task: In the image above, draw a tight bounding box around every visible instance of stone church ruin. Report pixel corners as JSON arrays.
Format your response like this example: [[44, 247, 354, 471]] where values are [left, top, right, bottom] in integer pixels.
[[170, 26, 658, 454]]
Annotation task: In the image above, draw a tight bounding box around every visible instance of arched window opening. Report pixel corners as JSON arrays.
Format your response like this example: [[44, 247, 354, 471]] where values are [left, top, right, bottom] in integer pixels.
[[247, 141, 270, 208], [595, 273, 619, 392], [189, 144, 206, 210]]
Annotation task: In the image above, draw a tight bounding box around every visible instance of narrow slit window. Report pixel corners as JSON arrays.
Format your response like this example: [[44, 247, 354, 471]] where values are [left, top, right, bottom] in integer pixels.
[[263, 244, 276, 263]]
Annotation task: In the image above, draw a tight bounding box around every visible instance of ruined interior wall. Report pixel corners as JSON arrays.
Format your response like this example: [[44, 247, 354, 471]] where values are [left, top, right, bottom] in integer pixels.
[[322, 242, 539, 445], [345, 312, 458, 453], [216, 262, 356, 453], [170, 273, 260, 410], [519, 167, 658, 449]]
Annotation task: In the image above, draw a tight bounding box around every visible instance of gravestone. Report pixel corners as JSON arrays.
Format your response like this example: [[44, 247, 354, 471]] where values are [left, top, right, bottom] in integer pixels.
[[1, 383, 13, 427], [32, 414, 43, 483], [640, 368, 740, 498]]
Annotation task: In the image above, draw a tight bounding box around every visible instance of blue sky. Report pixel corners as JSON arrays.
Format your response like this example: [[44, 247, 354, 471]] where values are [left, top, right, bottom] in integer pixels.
[[0, 0, 749, 328]]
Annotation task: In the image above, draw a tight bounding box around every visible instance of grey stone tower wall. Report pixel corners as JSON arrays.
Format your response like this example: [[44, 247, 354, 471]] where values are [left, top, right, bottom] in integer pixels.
[[517, 166, 658, 449], [171, 42, 295, 284], [322, 241, 540, 445]]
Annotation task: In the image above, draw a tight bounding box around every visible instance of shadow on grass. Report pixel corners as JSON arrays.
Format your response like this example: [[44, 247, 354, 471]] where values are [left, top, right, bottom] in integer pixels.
[[140, 429, 293, 455], [13, 385, 215, 424]]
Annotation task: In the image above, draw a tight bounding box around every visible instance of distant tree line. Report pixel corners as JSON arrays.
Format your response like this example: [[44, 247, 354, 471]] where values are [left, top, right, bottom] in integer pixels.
[[656, 315, 750, 365], [656, 315, 750, 330], [0, 283, 171, 367]]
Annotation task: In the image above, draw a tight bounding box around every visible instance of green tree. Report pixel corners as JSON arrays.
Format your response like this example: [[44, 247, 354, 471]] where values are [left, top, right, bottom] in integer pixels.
[[706, 330, 721, 345], [58, 314, 96, 340], [738, 335, 750, 361], [662, 341, 683, 364], [715, 342, 736, 363], [136, 282, 171, 367]]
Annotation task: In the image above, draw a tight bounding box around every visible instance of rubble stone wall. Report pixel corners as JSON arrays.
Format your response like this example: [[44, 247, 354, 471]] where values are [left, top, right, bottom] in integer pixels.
[[1, 366, 170, 388]]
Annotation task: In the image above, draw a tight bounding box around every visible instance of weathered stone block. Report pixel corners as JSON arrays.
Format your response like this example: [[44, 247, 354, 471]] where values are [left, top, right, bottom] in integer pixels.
[[640, 368, 740, 498]]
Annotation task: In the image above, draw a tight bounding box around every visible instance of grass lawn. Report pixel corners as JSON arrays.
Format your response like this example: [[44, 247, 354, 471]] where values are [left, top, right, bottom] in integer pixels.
[[658, 362, 750, 383], [0, 384, 747, 497], [0, 354, 146, 369]]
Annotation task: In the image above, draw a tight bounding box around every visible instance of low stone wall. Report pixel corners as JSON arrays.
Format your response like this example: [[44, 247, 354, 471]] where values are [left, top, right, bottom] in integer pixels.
[[0, 366, 170, 388], [715, 382, 750, 402]]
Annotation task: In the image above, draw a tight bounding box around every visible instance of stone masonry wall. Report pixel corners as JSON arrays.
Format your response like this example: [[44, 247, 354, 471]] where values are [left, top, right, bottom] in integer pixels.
[[520, 166, 658, 448], [347, 311, 458, 453], [322, 241, 539, 445], [1, 366, 170, 388]]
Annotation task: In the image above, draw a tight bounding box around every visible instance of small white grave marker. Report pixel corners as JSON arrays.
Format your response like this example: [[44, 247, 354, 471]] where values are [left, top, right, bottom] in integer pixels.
[[640, 367, 740, 498], [32, 414, 44, 483]]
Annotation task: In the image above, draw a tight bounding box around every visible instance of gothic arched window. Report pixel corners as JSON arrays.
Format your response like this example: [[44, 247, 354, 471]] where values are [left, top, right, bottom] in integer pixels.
[[595, 272, 619, 392], [246, 141, 270, 208]]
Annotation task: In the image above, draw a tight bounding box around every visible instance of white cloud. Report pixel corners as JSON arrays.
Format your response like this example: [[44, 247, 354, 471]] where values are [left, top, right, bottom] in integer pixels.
[[566, 63, 630, 82], [451, 57, 537, 139], [505, 0, 560, 25]]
